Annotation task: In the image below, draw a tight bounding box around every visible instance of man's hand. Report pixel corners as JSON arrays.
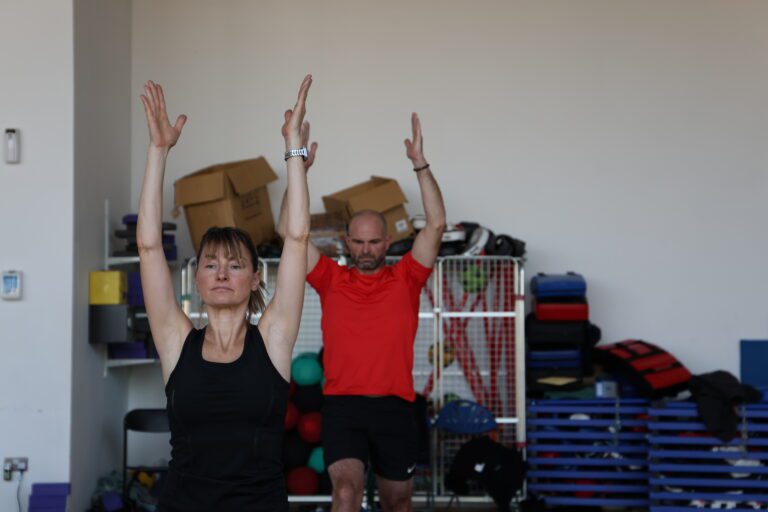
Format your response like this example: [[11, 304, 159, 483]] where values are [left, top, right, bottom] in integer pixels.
[[404, 112, 428, 168], [407, 112, 445, 268]]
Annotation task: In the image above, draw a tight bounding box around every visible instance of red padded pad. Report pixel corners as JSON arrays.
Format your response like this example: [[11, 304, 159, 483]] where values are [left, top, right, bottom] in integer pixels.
[[625, 341, 654, 356], [608, 347, 634, 360], [535, 302, 589, 321], [632, 353, 676, 371], [645, 366, 692, 390]]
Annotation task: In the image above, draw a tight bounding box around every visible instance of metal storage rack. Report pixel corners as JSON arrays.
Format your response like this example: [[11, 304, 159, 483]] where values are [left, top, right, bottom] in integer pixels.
[[100, 199, 160, 375], [181, 254, 526, 504]]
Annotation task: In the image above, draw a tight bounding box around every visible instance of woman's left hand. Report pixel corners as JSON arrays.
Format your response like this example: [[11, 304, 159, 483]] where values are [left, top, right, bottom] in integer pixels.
[[282, 75, 312, 150]]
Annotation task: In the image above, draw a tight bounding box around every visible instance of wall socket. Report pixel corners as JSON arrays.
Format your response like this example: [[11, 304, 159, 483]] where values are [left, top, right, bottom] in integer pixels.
[[3, 457, 28, 481]]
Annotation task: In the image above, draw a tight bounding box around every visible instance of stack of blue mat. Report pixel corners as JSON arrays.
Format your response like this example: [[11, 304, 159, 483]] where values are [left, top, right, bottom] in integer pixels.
[[29, 483, 70, 512], [113, 213, 177, 261], [527, 399, 650, 508], [649, 401, 768, 511], [527, 273, 600, 391]]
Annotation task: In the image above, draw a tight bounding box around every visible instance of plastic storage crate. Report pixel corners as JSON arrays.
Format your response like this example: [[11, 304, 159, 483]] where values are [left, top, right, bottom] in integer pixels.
[[649, 401, 768, 511], [527, 398, 651, 508]]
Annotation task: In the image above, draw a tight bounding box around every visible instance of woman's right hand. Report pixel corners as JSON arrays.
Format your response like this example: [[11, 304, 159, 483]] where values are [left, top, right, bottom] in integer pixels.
[[140, 80, 187, 150]]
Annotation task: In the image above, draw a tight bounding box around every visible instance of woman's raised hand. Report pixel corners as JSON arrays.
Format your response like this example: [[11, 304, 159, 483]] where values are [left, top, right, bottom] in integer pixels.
[[140, 80, 187, 150], [282, 75, 312, 149]]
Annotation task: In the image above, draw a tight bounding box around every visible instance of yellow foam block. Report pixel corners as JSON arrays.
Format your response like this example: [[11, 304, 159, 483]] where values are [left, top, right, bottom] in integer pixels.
[[89, 271, 127, 305]]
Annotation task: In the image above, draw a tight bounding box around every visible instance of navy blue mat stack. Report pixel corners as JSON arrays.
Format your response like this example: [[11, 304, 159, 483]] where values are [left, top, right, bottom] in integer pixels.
[[29, 483, 70, 512], [527, 273, 600, 391], [649, 401, 768, 511], [113, 213, 177, 261], [527, 398, 651, 508]]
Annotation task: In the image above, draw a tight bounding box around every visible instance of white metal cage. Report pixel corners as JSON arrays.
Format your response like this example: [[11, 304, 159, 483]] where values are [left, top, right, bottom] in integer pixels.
[[180, 255, 525, 502]]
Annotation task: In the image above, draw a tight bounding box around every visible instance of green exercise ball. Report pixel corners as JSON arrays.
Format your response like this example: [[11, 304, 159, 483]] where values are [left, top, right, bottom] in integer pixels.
[[461, 266, 488, 293], [308, 446, 325, 473], [291, 352, 323, 386]]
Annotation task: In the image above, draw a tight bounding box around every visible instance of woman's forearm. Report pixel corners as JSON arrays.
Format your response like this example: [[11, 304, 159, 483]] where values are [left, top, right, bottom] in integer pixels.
[[137, 145, 170, 251], [282, 156, 310, 242]]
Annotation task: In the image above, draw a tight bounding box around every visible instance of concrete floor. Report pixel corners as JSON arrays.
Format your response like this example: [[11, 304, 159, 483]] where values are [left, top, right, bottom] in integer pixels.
[[291, 503, 500, 511], [291, 507, 498, 512]]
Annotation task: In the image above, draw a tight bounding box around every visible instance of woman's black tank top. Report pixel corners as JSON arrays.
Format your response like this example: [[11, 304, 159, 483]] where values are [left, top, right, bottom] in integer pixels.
[[159, 325, 289, 511]]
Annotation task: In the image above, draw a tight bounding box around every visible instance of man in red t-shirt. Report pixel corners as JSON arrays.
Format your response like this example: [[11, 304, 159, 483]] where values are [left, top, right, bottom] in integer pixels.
[[277, 113, 445, 512]]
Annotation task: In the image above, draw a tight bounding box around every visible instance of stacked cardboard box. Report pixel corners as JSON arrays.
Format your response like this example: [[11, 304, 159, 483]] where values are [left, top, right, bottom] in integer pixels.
[[173, 157, 278, 251], [322, 176, 413, 242]]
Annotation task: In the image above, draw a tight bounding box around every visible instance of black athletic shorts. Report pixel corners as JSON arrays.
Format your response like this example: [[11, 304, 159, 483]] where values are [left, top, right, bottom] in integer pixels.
[[322, 395, 417, 481]]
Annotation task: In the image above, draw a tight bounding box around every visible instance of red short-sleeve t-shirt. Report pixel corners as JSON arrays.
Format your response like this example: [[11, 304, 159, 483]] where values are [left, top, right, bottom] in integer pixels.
[[307, 251, 433, 402]]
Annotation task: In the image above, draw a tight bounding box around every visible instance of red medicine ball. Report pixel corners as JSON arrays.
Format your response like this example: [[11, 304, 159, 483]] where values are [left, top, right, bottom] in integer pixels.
[[298, 412, 322, 444], [286, 467, 318, 495], [285, 401, 300, 431]]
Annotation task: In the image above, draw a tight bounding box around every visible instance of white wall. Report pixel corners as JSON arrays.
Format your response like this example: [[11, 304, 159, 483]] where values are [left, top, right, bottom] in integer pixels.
[[130, 0, 768, 378], [0, 1, 74, 510], [71, 1, 133, 510]]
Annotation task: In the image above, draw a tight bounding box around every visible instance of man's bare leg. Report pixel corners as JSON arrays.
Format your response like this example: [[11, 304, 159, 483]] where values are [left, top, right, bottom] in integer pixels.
[[328, 458, 365, 512], [376, 474, 413, 512]]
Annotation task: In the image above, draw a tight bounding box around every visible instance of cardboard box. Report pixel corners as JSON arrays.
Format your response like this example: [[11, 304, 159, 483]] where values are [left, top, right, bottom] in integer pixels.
[[173, 157, 278, 251], [89, 271, 127, 305], [322, 176, 413, 241], [310, 212, 346, 256]]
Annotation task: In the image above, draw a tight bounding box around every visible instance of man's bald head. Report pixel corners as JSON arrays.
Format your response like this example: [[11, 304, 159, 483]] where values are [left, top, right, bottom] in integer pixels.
[[345, 210, 391, 273], [347, 210, 387, 237]]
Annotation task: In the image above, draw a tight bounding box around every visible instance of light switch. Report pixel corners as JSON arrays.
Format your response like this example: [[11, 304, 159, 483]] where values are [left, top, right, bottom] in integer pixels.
[[1, 271, 22, 300], [5, 129, 20, 164]]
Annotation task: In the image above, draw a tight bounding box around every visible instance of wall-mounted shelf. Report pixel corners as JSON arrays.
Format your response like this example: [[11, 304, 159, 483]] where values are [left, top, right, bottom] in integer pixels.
[[100, 199, 166, 376], [104, 358, 159, 370], [105, 256, 141, 267]]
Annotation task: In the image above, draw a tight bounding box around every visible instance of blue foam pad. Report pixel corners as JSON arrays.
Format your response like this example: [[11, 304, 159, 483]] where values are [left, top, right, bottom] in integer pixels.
[[529, 349, 581, 360], [531, 272, 586, 298], [30, 483, 70, 496], [741, 339, 768, 389], [29, 494, 67, 507], [101, 491, 123, 511]]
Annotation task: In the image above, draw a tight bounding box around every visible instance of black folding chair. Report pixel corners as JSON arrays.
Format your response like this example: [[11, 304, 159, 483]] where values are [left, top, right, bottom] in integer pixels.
[[122, 409, 170, 501]]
